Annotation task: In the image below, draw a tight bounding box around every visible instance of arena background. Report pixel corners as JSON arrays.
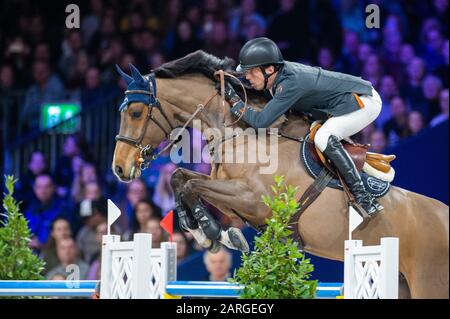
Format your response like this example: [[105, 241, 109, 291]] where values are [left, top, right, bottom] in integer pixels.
[[0, 0, 448, 282]]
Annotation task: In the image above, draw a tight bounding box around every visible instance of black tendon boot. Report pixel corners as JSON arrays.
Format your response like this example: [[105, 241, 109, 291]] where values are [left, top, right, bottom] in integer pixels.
[[193, 201, 250, 253], [192, 201, 222, 241], [323, 136, 383, 217], [175, 197, 198, 231]]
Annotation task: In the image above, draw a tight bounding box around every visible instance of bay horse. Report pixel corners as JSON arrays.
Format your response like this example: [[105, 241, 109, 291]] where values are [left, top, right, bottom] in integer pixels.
[[112, 51, 449, 298]]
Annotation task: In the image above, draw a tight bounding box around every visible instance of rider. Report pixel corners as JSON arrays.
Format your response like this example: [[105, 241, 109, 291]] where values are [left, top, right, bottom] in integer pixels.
[[221, 37, 383, 216]]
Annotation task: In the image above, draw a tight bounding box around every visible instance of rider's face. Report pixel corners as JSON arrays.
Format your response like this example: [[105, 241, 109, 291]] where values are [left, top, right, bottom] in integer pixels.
[[244, 67, 265, 90], [244, 66, 275, 90]]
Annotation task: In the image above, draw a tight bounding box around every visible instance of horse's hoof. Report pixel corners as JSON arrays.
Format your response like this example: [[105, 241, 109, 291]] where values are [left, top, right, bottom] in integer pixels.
[[208, 241, 222, 253], [227, 227, 250, 253]]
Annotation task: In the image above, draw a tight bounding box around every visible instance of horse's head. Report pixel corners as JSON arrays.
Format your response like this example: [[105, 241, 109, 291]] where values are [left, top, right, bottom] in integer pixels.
[[112, 64, 173, 182]]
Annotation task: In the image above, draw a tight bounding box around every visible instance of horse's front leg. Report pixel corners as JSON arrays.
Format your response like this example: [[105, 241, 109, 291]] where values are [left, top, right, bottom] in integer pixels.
[[170, 168, 222, 252], [183, 178, 264, 253]]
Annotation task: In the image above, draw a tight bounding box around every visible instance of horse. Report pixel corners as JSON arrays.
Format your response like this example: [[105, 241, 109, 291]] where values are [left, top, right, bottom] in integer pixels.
[[112, 50, 449, 299]]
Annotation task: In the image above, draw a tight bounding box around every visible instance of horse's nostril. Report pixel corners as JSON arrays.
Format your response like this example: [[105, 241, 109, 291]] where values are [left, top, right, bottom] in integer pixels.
[[115, 165, 124, 177]]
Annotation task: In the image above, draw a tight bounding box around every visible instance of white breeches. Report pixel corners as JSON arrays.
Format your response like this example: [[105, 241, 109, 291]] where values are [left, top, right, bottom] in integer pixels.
[[315, 88, 382, 152]]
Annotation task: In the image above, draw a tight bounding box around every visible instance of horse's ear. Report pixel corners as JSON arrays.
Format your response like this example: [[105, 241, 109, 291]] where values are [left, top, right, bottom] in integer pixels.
[[115, 64, 133, 85], [129, 63, 145, 84]]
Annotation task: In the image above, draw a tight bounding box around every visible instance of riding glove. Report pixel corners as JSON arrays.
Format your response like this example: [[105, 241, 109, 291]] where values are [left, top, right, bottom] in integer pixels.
[[216, 81, 245, 117]]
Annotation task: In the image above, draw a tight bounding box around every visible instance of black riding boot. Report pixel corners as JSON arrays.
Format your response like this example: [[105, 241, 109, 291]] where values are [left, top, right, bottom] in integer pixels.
[[323, 135, 383, 217], [192, 201, 222, 241]]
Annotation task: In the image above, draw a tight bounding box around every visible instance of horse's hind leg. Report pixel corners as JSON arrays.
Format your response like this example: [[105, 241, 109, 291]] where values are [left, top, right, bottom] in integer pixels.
[[399, 273, 411, 299], [170, 168, 222, 251]]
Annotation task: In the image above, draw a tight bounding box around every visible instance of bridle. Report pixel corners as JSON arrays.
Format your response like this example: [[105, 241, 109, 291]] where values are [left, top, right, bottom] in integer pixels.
[[115, 71, 248, 171], [115, 75, 174, 170]]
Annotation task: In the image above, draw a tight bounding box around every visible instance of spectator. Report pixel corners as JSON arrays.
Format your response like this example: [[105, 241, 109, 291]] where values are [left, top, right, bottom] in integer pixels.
[[317, 47, 337, 71], [401, 57, 427, 108], [149, 51, 166, 70], [267, 0, 309, 61], [433, 39, 448, 87], [340, 0, 365, 38], [20, 60, 65, 131], [152, 163, 177, 216], [40, 218, 72, 275], [377, 75, 399, 127], [229, 0, 266, 42], [87, 221, 108, 280], [71, 162, 99, 204], [140, 30, 159, 64], [88, 15, 117, 58], [145, 217, 166, 248], [33, 42, 52, 64], [203, 246, 232, 281], [421, 75, 443, 121], [53, 134, 85, 198], [4, 36, 31, 79], [357, 43, 373, 66], [68, 51, 90, 90], [407, 111, 426, 136], [116, 178, 148, 231], [362, 54, 382, 89], [84, 181, 103, 201], [0, 64, 17, 93], [204, 20, 240, 60], [419, 28, 446, 72], [430, 89, 449, 127], [124, 199, 160, 240], [431, 0, 449, 33], [81, 67, 103, 110], [76, 198, 107, 264], [28, 15, 46, 45], [162, 0, 182, 33], [46, 238, 89, 280], [81, 0, 103, 45], [141, 140, 173, 189], [383, 96, 410, 147], [399, 44, 416, 67], [172, 230, 189, 264], [357, 122, 376, 146], [71, 179, 103, 234], [338, 30, 361, 76], [170, 20, 202, 59], [185, 4, 203, 40], [381, 16, 404, 82], [25, 174, 70, 250], [369, 130, 388, 153], [16, 150, 49, 210]]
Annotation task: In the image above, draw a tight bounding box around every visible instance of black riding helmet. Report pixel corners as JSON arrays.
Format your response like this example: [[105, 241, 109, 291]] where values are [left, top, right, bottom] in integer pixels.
[[236, 37, 284, 89]]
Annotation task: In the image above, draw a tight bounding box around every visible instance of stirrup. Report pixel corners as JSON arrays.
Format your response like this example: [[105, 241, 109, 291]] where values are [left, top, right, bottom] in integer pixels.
[[350, 200, 382, 218]]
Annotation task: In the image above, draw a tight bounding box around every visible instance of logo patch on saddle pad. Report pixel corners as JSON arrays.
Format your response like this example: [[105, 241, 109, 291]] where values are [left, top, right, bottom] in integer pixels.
[[300, 137, 391, 198]]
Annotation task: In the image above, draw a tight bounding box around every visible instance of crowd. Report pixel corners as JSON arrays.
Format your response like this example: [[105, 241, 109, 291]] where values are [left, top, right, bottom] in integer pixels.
[[14, 133, 238, 281], [0, 0, 448, 281]]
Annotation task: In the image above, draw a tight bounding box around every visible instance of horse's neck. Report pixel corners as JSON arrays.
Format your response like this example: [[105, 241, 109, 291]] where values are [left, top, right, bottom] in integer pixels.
[[156, 75, 311, 138], [282, 114, 311, 137], [157, 75, 228, 134]]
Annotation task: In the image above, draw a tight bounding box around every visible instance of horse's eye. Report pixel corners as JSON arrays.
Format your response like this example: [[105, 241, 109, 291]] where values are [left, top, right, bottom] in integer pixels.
[[131, 111, 142, 118]]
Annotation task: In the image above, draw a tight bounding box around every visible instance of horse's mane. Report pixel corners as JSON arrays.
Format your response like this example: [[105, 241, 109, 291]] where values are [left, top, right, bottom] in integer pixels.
[[153, 50, 268, 105], [152, 50, 310, 130], [154, 50, 235, 81]]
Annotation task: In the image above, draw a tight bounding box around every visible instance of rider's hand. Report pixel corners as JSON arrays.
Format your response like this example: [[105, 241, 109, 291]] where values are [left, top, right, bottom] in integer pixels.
[[216, 81, 242, 106]]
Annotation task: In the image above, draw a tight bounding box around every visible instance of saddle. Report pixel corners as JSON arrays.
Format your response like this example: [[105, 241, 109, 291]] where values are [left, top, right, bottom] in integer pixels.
[[283, 119, 397, 250], [308, 123, 396, 182]]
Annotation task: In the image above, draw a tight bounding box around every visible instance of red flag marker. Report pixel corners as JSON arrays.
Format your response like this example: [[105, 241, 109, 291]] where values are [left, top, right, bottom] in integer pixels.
[[160, 210, 174, 242]]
